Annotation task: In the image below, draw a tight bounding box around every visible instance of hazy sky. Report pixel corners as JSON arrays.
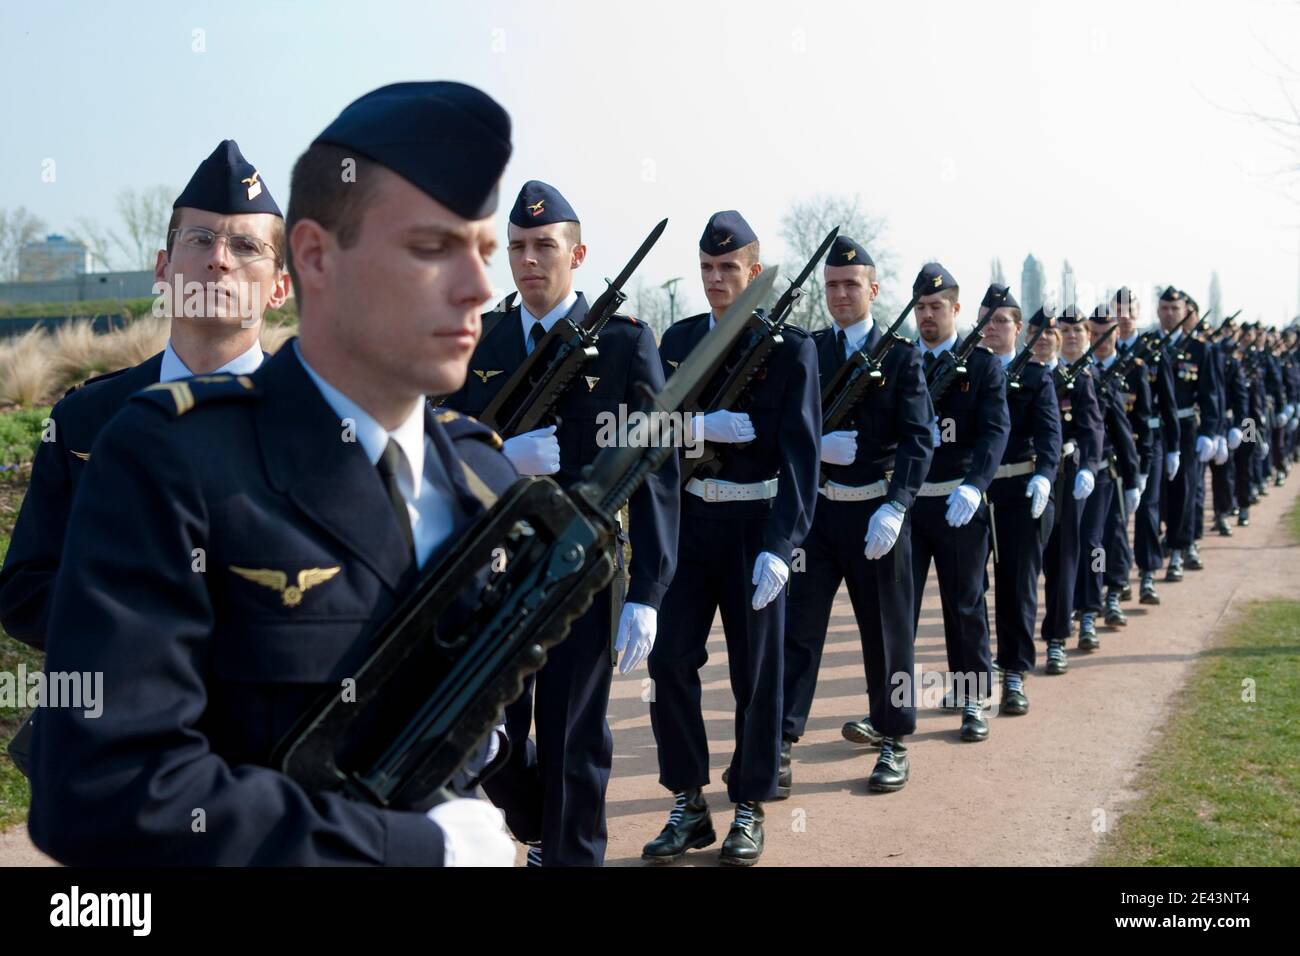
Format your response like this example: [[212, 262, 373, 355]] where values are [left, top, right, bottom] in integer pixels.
[[3, 0, 1299, 323]]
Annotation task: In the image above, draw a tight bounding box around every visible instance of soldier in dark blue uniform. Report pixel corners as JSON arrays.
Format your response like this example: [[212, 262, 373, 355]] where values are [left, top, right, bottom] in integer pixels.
[[0, 139, 289, 651], [782, 237, 932, 793], [442, 180, 679, 867], [1157, 287, 1220, 581], [909, 263, 1009, 741], [978, 289, 1060, 714], [1232, 324, 1265, 526], [28, 82, 523, 866], [1112, 287, 1179, 605], [1073, 304, 1140, 649], [643, 211, 819, 866], [1210, 318, 1249, 536], [1036, 308, 1103, 676]]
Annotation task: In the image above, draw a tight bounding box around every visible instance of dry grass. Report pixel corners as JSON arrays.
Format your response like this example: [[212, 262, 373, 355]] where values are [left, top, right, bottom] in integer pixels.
[[0, 328, 58, 408], [0, 314, 299, 408]]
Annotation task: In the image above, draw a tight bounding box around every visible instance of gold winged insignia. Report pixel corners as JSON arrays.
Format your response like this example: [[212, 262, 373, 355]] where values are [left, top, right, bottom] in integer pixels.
[[230, 565, 342, 608], [241, 170, 263, 201], [473, 369, 504, 383], [528, 199, 545, 216]]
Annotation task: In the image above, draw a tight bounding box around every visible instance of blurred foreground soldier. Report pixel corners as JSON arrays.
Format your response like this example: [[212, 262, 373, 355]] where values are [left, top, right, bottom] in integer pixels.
[[979, 288, 1060, 714], [909, 263, 1009, 741], [644, 211, 819, 866], [1113, 287, 1179, 604], [782, 237, 932, 792], [1157, 287, 1220, 581], [29, 82, 520, 865], [0, 140, 289, 650], [1037, 308, 1103, 675], [444, 180, 679, 866], [1073, 304, 1139, 648]]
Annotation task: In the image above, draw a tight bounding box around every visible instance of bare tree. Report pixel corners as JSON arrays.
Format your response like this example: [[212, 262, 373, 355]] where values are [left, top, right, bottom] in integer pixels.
[[114, 185, 174, 270], [630, 276, 685, 340], [778, 193, 897, 332], [0, 206, 48, 281], [69, 215, 116, 272]]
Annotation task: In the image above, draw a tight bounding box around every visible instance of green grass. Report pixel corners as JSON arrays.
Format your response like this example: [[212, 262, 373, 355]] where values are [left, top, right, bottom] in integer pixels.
[[0, 407, 52, 466], [1096, 505, 1300, 864], [0, 531, 39, 830], [0, 297, 153, 320]]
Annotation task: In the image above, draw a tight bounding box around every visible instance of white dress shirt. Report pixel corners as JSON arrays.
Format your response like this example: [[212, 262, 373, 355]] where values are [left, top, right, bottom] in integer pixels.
[[920, 332, 959, 359], [294, 341, 456, 568], [159, 337, 264, 383], [520, 291, 578, 352], [834, 313, 874, 354]]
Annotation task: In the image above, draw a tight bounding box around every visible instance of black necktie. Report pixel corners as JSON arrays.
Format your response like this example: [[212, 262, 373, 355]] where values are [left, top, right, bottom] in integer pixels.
[[923, 351, 936, 374], [836, 329, 848, 362], [527, 321, 545, 355], [1118, 340, 1129, 354], [376, 439, 415, 557]]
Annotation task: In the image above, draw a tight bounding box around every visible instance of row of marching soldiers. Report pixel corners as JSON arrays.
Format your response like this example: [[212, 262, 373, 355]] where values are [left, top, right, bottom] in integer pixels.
[[449, 180, 1300, 866], [458, 190, 1300, 867]]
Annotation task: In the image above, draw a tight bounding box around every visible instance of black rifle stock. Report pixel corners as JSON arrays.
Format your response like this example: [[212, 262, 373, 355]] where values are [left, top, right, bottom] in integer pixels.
[[679, 227, 839, 484], [479, 218, 668, 438], [820, 297, 918, 434], [1006, 322, 1049, 391], [273, 268, 776, 812]]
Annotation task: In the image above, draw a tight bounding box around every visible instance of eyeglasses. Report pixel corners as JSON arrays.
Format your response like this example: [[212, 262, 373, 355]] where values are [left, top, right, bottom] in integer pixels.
[[170, 226, 276, 259]]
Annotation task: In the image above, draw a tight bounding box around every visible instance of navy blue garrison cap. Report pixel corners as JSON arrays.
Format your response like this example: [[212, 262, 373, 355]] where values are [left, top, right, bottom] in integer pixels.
[[826, 235, 874, 268], [1027, 304, 1058, 329], [509, 180, 578, 227], [1159, 285, 1185, 303], [174, 140, 281, 217], [982, 283, 1019, 311], [1090, 302, 1116, 322], [1059, 303, 1087, 325], [1111, 286, 1136, 311], [312, 81, 512, 220], [700, 210, 757, 255], [913, 262, 958, 299]]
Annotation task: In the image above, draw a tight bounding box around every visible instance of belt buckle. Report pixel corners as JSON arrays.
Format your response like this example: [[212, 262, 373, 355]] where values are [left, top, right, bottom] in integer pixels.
[[703, 479, 720, 502]]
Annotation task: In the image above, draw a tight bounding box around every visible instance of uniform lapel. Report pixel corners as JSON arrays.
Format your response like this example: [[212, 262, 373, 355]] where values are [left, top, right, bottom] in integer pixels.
[[254, 344, 415, 594]]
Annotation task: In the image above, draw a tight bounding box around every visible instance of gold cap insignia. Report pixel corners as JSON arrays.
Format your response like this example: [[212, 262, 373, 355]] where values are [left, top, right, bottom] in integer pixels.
[[719, 235, 733, 247], [843, 249, 856, 262], [933, 275, 942, 288], [528, 199, 545, 216], [241, 171, 262, 201], [667, 359, 679, 369], [474, 369, 504, 383], [230, 565, 341, 608], [70, 449, 90, 461]]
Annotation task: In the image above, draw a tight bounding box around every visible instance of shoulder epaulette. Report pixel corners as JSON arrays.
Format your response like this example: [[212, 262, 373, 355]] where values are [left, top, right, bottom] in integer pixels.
[[433, 407, 504, 451], [132, 374, 259, 417]]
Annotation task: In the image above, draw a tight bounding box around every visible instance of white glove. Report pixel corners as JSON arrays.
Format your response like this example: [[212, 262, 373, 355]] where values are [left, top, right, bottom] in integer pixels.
[[614, 602, 657, 674], [1137, 472, 1149, 497], [1227, 427, 1243, 450], [1196, 435, 1216, 462], [751, 551, 789, 611], [864, 503, 904, 560], [1026, 474, 1051, 519], [700, 410, 755, 444], [427, 799, 515, 867], [945, 483, 981, 527], [1279, 410, 1291, 428], [1124, 487, 1140, 515], [1289, 417, 1299, 433], [1165, 450, 1181, 480], [1261, 440, 1271, 458], [1073, 468, 1095, 500], [1286, 403, 1296, 420], [930, 415, 942, 449], [1214, 436, 1229, 466], [820, 430, 858, 466], [502, 425, 560, 476]]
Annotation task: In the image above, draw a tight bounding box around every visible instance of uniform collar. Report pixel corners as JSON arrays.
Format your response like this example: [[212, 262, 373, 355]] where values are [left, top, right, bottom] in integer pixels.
[[833, 314, 873, 352], [998, 350, 1015, 367], [520, 290, 578, 342], [1118, 333, 1139, 351], [292, 340, 426, 494], [159, 337, 264, 383], [1045, 357, 1060, 371], [920, 332, 958, 357], [1096, 352, 1118, 370]]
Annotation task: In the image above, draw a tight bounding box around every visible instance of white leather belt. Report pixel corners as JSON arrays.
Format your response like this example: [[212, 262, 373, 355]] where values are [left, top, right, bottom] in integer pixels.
[[1061, 440, 1078, 460], [917, 477, 964, 497], [1146, 416, 1161, 429], [686, 477, 778, 502], [819, 479, 888, 502], [1176, 406, 1196, 419], [994, 459, 1036, 480]]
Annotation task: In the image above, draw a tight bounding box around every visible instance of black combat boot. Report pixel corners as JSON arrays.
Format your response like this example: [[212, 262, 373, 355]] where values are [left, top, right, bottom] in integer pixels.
[[1001, 671, 1029, 715], [1044, 640, 1068, 675], [718, 801, 764, 866], [841, 714, 884, 745], [1104, 590, 1127, 627], [642, 789, 715, 863], [867, 738, 910, 792]]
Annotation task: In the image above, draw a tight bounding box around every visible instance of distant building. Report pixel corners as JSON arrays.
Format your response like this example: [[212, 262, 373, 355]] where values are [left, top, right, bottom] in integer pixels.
[[1020, 254, 1045, 320], [0, 270, 156, 306], [18, 234, 88, 281]]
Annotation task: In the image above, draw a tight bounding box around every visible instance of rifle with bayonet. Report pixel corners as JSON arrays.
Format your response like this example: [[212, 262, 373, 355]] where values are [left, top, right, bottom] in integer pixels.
[[274, 268, 778, 812], [925, 287, 1009, 404], [1056, 324, 1118, 399], [1006, 322, 1049, 390], [477, 218, 668, 438], [679, 226, 839, 485], [819, 296, 918, 434]]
